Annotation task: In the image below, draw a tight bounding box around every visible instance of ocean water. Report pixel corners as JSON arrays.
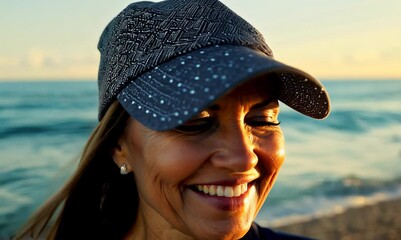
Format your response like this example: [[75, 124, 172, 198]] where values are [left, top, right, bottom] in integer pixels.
[[0, 80, 401, 236]]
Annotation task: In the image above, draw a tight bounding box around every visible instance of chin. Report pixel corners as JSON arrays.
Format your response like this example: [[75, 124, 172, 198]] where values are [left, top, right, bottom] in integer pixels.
[[187, 215, 253, 240], [193, 228, 248, 240]]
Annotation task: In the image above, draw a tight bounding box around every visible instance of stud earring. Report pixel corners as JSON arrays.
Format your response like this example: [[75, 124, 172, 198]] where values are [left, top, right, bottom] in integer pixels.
[[120, 163, 129, 175]]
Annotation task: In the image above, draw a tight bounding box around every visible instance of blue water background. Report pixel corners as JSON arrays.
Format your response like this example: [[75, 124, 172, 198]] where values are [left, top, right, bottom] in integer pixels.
[[0, 80, 400, 236]]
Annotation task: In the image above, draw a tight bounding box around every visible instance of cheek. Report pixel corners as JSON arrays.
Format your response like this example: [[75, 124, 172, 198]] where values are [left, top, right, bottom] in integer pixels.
[[256, 131, 285, 172], [142, 139, 208, 183]]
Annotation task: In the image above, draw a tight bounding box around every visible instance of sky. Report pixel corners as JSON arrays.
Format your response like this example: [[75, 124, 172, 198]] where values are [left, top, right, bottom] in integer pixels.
[[0, 0, 400, 81]]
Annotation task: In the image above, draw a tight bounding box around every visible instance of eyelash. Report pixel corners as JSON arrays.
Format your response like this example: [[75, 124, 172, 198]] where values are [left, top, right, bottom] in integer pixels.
[[174, 118, 218, 134], [246, 115, 280, 127], [174, 117, 280, 134], [248, 120, 281, 127]]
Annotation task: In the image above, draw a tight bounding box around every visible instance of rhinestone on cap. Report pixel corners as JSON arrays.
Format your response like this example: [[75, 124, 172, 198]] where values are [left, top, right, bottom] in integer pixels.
[[102, 0, 330, 131], [97, 0, 272, 120]]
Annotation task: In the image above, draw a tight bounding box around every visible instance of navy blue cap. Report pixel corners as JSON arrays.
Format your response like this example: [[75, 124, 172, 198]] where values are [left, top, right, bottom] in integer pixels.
[[98, 0, 330, 130]]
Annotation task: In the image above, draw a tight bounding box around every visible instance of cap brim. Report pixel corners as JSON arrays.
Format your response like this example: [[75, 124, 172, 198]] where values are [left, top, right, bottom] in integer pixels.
[[117, 44, 330, 131]]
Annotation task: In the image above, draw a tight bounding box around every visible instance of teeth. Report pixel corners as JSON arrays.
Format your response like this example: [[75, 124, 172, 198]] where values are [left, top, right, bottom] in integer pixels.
[[225, 187, 234, 197], [203, 185, 209, 194], [209, 185, 216, 196], [217, 186, 224, 197], [234, 185, 241, 197], [241, 183, 247, 193], [195, 183, 249, 198]]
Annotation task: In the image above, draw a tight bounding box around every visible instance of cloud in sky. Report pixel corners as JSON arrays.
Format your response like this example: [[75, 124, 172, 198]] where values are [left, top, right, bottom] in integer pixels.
[[25, 48, 58, 69], [1, 0, 400, 81], [0, 47, 98, 80]]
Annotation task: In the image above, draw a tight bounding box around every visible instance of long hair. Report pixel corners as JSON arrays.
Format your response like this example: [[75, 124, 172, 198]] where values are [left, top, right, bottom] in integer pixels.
[[14, 101, 138, 239]]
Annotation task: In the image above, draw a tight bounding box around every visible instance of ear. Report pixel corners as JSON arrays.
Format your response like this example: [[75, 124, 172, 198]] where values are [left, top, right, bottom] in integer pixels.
[[112, 136, 132, 173]]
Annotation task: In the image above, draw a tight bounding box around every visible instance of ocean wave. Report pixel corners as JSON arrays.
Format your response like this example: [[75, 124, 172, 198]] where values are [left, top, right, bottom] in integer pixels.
[[280, 109, 401, 133], [304, 175, 401, 198], [1, 80, 400, 236], [268, 175, 401, 205], [0, 120, 96, 140], [258, 175, 401, 226]]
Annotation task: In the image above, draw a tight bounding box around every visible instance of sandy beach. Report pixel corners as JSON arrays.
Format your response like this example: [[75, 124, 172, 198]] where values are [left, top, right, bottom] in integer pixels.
[[273, 198, 401, 240]]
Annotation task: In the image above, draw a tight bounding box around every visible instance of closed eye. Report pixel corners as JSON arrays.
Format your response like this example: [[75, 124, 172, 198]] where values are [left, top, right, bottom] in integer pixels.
[[246, 116, 280, 127], [174, 117, 218, 134], [248, 120, 281, 127]]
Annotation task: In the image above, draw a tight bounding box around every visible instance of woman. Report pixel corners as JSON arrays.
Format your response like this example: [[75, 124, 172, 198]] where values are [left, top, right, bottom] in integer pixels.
[[15, 0, 330, 239]]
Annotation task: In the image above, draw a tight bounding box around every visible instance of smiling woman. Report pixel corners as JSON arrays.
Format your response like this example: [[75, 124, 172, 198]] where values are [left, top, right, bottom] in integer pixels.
[[14, 0, 330, 239], [114, 80, 284, 239]]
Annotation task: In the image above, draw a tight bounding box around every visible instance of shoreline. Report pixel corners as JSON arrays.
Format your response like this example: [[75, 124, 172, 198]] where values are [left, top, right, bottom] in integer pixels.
[[272, 197, 401, 239]]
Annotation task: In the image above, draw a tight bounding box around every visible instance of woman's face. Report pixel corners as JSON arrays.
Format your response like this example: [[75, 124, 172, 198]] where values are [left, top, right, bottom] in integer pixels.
[[115, 80, 285, 240]]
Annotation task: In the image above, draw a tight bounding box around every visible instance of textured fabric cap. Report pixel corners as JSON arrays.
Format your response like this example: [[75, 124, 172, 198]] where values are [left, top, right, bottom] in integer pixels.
[[98, 0, 272, 120], [117, 44, 329, 130], [97, 0, 330, 130]]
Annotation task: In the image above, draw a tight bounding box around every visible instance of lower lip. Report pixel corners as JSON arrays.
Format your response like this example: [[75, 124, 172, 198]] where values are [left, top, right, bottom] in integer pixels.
[[191, 182, 255, 211]]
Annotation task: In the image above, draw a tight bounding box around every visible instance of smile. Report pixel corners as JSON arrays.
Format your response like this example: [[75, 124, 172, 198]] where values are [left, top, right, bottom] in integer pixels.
[[195, 183, 248, 198]]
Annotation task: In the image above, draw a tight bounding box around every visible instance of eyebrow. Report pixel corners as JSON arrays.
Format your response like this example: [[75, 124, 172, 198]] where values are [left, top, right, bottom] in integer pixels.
[[207, 98, 277, 111]]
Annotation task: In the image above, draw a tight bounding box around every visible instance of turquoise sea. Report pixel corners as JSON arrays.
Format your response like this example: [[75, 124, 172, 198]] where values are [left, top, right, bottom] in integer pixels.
[[0, 80, 401, 237]]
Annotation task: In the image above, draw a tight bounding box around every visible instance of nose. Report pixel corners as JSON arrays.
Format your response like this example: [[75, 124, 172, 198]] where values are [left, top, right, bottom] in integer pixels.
[[210, 123, 258, 172]]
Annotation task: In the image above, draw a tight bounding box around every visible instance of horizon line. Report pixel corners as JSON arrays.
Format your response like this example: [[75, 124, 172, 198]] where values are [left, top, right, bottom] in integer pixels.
[[1, 78, 401, 83]]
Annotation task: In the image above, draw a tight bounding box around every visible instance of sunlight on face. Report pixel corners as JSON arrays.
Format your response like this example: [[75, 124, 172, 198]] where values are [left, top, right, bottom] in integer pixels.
[[117, 79, 286, 239]]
